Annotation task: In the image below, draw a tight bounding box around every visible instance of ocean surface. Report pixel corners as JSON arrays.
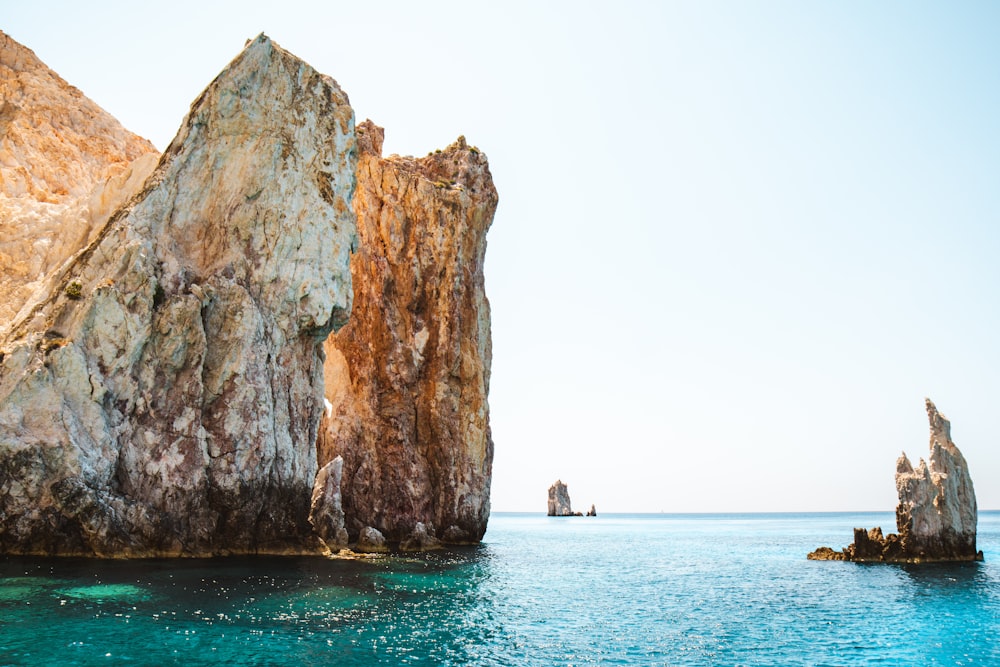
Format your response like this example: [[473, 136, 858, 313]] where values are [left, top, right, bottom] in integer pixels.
[[2, 511, 999, 666]]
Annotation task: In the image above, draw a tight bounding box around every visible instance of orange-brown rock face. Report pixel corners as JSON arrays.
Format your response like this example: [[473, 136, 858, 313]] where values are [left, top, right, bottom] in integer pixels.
[[0, 31, 160, 327], [318, 120, 496, 547], [0, 31, 156, 201]]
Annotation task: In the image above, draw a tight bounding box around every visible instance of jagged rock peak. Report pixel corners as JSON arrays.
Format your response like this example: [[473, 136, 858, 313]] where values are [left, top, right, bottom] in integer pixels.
[[355, 120, 494, 197], [0, 30, 157, 202], [895, 398, 978, 558], [0, 34, 357, 556], [809, 399, 981, 563], [318, 120, 496, 546], [926, 397, 953, 451]]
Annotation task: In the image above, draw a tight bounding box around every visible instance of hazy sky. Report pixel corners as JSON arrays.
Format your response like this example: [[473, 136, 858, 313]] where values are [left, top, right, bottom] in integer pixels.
[[5, 2, 999, 512]]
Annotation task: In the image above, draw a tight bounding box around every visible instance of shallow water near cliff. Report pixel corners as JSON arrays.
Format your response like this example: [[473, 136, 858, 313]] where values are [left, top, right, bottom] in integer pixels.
[[2, 512, 1000, 665]]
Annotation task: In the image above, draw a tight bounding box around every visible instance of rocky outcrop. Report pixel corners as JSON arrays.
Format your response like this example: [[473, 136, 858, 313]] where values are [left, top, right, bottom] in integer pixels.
[[0, 32, 499, 557], [357, 526, 388, 553], [586, 504, 597, 517], [316, 120, 496, 548], [0, 35, 356, 556], [809, 399, 982, 563], [308, 456, 349, 551], [400, 522, 443, 552], [0, 30, 160, 327], [548, 480, 575, 516]]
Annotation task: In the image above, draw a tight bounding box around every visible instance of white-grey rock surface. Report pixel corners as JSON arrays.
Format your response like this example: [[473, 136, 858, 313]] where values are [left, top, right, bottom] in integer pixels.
[[809, 398, 981, 562], [0, 35, 356, 556], [894, 398, 979, 559]]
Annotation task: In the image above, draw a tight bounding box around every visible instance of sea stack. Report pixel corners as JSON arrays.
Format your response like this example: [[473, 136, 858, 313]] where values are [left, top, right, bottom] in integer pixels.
[[809, 399, 982, 563], [548, 480, 577, 516]]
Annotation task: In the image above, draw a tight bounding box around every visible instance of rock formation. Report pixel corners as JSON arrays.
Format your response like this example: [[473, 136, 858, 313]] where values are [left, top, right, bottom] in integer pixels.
[[548, 480, 575, 516], [357, 526, 388, 553], [809, 399, 982, 563], [0, 34, 356, 556], [586, 504, 597, 517], [316, 120, 496, 547], [0, 30, 160, 327], [308, 456, 349, 551], [0, 31, 499, 557]]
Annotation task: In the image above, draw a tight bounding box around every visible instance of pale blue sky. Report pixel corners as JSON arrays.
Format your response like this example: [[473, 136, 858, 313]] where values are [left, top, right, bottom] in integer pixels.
[[5, 1, 999, 512]]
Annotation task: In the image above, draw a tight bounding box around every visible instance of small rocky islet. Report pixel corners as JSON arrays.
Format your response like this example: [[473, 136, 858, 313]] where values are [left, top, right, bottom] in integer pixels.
[[547, 479, 595, 517], [809, 399, 982, 563]]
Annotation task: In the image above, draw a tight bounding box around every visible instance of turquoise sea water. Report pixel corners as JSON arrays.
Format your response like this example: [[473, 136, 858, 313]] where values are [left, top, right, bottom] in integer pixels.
[[2, 511, 999, 665]]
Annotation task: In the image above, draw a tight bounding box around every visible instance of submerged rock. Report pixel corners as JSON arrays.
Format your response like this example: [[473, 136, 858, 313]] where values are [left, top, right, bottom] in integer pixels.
[[0, 35, 356, 556], [548, 480, 577, 517], [317, 120, 497, 547], [809, 399, 982, 563]]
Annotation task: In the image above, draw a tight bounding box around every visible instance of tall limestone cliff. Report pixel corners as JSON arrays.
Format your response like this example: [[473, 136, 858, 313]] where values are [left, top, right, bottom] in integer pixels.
[[0, 35, 356, 556], [0, 30, 160, 327], [317, 120, 496, 547], [809, 399, 981, 563]]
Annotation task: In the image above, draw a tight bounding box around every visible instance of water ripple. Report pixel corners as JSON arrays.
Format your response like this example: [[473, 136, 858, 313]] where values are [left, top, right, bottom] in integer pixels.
[[1, 512, 999, 665]]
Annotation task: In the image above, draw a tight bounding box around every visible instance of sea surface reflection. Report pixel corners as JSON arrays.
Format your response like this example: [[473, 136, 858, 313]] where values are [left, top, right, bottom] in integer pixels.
[[2, 512, 1000, 665]]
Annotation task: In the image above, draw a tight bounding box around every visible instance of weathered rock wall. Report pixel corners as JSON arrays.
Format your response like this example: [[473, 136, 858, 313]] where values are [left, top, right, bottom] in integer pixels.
[[0, 35, 356, 556], [317, 120, 496, 547]]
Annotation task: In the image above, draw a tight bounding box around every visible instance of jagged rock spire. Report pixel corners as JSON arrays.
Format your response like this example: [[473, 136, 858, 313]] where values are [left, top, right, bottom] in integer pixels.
[[809, 398, 981, 562]]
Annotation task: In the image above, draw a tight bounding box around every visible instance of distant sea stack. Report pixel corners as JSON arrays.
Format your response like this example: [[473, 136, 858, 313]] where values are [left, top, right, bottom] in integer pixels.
[[548, 480, 583, 516], [0, 32, 496, 556], [809, 399, 982, 563]]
